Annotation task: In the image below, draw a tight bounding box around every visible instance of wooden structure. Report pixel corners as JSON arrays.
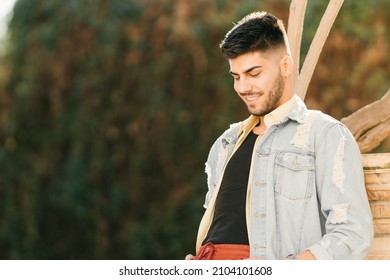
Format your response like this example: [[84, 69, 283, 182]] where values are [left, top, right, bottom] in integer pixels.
[[363, 153, 390, 259], [286, 0, 390, 259], [287, 0, 344, 100]]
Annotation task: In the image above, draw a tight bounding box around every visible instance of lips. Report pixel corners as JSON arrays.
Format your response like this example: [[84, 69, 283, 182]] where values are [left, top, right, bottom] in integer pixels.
[[246, 96, 258, 101], [241, 93, 262, 101]]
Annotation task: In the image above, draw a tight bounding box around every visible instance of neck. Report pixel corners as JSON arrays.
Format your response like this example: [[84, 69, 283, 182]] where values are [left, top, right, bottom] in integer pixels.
[[253, 117, 266, 135]]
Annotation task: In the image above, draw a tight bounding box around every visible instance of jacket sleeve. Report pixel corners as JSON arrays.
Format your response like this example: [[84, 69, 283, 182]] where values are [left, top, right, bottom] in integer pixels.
[[308, 123, 374, 259]]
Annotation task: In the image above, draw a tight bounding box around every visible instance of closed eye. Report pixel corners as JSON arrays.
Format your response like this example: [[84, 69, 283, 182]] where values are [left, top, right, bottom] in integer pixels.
[[230, 74, 240, 80], [249, 72, 260, 77]]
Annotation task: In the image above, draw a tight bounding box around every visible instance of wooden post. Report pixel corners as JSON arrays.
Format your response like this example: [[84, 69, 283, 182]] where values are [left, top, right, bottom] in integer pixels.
[[295, 0, 344, 100]]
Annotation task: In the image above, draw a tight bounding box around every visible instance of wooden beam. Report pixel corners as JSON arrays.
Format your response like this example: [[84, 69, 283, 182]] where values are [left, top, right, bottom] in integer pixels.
[[287, 0, 307, 90], [341, 88, 390, 139], [341, 88, 390, 153]]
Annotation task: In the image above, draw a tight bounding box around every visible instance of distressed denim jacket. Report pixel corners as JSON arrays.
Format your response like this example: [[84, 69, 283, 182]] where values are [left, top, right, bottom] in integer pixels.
[[196, 95, 373, 259]]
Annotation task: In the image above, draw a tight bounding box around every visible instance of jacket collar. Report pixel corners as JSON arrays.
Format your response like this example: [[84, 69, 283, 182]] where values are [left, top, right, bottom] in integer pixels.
[[287, 95, 308, 124], [223, 95, 308, 145]]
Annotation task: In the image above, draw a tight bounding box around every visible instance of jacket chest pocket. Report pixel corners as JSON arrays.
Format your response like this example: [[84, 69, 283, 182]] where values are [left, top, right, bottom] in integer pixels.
[[274, 152, 315, 200]]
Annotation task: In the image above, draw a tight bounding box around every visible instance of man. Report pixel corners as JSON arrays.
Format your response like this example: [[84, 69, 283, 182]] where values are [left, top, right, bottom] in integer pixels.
[[186, 11, 373, 260]]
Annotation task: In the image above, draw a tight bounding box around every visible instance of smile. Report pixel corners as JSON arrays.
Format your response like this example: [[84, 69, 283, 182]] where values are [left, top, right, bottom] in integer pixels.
[[243, 94, 263, 101], [246, 96, 258, 101]]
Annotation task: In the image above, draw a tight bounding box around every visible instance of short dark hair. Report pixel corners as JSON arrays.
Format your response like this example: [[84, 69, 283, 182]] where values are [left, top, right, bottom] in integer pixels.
[[220, 12, 287, 59]]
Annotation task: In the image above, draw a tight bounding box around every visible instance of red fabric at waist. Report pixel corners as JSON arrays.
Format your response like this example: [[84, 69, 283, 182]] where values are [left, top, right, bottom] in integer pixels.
[[194, 243, 250, 260]]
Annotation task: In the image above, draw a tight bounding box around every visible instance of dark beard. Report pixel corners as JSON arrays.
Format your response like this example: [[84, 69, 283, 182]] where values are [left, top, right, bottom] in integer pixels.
[[249, 72, 284, 117]]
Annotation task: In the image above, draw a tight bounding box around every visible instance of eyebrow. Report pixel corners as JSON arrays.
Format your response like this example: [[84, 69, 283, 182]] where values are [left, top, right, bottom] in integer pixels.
[[229, 65, 262, 76]]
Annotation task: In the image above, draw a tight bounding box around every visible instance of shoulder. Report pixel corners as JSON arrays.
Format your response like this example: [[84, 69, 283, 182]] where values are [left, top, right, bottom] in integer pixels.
[[212, 119, 248, 148], [306, 109, 339, 126], [288, 96, 340, 129], [307, 110, 351, 135]]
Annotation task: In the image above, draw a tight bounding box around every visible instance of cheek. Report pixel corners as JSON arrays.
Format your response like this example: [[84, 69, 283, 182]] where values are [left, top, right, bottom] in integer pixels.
[[251, 77, 268, 91], [257, 73, 277, 91]]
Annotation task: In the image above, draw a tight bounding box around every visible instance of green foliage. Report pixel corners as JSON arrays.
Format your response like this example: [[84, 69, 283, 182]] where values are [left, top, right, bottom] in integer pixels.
[[0, 0, 264, 260], [0, 0, 388, 259]]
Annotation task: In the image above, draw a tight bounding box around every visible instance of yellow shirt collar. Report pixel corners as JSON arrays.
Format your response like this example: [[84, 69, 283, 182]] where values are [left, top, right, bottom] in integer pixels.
[[239, 95, 296, 136], [264, 95, 295, 128]]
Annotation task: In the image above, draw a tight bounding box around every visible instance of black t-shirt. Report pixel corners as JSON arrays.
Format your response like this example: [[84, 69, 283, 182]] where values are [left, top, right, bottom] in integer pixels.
[[202, 131, 258, 245]]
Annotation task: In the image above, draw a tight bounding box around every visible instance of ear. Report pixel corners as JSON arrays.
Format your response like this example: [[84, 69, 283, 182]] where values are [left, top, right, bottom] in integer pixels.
[[279, 55, 294, 78]]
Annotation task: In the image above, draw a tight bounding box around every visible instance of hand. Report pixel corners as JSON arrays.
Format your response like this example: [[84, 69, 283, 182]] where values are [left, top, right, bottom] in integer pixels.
[[185, 254, 195, 260], [285, 250, 316, 260]]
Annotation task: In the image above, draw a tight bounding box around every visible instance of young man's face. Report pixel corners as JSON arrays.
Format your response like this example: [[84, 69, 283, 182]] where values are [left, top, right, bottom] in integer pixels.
[[229, 51, 287, 117]]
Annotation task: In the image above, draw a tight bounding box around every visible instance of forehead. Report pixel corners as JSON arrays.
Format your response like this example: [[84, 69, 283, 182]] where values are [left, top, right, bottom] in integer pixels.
[[228, 51, 279, 73]]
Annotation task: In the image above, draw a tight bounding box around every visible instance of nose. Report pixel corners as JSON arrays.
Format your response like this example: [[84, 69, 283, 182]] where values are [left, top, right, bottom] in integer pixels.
[[235, 78, 252, 94]]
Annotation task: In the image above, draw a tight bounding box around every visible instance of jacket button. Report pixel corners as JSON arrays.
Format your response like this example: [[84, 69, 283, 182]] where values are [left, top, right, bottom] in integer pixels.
[[253, 244, 266, 249], [254, 212, 265, 218]]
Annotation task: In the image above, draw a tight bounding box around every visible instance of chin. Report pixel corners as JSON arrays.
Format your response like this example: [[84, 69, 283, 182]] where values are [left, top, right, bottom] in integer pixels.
[[248, 107, 272, 117]]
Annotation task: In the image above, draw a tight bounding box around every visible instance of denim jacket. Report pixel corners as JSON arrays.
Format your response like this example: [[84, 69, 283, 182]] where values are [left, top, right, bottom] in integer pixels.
[[196, 95, 373, 259]]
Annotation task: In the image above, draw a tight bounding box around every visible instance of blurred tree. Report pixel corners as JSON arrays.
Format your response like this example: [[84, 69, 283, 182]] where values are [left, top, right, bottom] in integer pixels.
[[0, 0, 388, 259], [0, 0, 274, 259]]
